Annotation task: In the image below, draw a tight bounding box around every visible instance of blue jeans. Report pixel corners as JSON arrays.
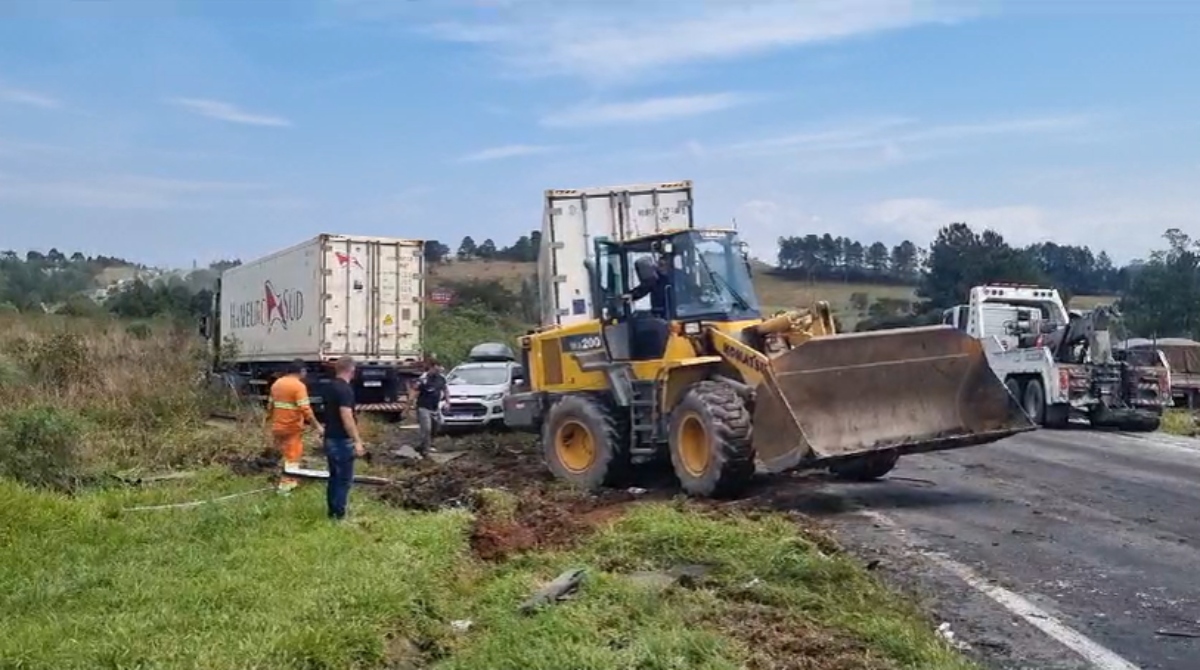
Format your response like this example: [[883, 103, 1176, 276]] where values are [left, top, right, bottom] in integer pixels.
[[324, 437, 356, 519]]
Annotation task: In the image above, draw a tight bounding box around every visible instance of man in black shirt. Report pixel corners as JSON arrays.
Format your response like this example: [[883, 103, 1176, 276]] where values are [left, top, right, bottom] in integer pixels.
[[410, 358, 448, 459], [321, 356, 364, 520]]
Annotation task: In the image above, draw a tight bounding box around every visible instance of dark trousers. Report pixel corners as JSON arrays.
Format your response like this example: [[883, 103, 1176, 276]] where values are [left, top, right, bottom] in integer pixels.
[[324, 437, 356, 519]]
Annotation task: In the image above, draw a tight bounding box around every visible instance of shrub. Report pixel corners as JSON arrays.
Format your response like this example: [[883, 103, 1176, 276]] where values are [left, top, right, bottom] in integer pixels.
[[424, 305, 528, 367], [125, 321, 153, 340], [0, 405, 85, 489]]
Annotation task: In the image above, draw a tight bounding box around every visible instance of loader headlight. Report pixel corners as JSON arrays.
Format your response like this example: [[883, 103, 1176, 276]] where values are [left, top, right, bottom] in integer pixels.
[[683, 322, 701, 335]]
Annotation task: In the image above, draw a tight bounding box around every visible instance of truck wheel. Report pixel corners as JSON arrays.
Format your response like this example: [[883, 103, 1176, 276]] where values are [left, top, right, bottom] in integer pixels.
[[1023, 379, 1048, 425], [1005, 378, 1024, 403], [829, 451, 900, 481], [668, 381, 756, 498], [541, 395, 628, 491], [1025, 379, 1068, 428]]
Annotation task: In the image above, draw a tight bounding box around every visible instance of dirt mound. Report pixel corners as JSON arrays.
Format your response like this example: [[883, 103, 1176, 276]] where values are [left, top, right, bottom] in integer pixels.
[[372, 430, 642, 560], [468, 490, 620, 561]]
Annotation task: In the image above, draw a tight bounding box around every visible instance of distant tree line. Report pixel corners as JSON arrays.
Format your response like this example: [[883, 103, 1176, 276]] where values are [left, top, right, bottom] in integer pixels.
[[0, 250, 232, 322], [774, 231, 1127, 296], [5, 222, 1198, 341], [424, 232, 542, 264]]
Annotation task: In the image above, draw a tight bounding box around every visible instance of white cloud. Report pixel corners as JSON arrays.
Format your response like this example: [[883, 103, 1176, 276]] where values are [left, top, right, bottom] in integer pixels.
[[541, 93, 757, 128], [424, 0, 979, 83], [724, 114, 1090, 159], [858, 193, 1200, 263], [457, 144, 560, 163], [0, 86, 61, 109], [166, 97, 292, 127], [0, 173, 268, 210]]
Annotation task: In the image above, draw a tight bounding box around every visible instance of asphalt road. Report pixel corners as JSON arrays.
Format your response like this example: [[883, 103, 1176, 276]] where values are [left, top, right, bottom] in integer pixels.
[[791, 428, 1200, 670]]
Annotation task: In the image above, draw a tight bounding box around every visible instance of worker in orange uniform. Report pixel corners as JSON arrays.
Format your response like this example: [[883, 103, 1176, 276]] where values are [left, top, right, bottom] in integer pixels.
[[267, 359, 323, 493]]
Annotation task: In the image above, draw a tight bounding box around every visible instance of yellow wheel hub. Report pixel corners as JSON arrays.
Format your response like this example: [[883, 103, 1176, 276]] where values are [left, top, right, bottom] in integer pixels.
[[678, 414, 711, 477], [555, 420, 596, 473]]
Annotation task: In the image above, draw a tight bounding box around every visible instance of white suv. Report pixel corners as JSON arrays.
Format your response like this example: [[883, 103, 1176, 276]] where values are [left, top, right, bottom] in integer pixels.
[[438, 343, 524, 431]]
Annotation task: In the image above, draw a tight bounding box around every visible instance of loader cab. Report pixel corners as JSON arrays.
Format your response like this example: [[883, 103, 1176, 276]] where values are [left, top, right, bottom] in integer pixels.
[[593, 229, 762, 361]]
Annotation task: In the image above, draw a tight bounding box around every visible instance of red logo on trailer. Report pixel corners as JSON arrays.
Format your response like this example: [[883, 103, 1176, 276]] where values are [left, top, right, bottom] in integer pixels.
[[334, 252, 363, 269], [264, 281, 293, 330], [229, 281, 305, 333], [429, 289, 455, 305]]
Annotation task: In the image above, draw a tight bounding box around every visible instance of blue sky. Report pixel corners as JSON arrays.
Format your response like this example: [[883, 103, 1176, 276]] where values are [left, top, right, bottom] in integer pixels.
[[1, 0, 1198, 267]]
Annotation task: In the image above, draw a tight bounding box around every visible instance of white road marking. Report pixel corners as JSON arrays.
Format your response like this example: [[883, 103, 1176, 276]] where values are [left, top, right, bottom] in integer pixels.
[[859, 509, 1142, 670]]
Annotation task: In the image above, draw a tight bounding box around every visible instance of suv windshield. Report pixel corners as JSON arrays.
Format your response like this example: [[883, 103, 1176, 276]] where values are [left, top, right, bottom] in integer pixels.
[[447, 365, 510, 386], [671, 230, 761, 320]]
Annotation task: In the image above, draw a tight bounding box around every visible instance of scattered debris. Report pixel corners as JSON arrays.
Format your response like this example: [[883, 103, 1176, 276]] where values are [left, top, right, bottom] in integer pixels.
[[111, 471, 197, 486], [283, 466, 392, 486], [519, 567, 587, 614], [936, 622, 971, 650], [449, 619, 473, 633], [123, 487, 274, 512], [1155, 628, 1200, 639]]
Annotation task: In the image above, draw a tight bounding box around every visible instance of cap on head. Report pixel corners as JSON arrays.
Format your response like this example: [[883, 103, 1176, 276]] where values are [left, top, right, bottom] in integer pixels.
[[334, 356, 355, 375]]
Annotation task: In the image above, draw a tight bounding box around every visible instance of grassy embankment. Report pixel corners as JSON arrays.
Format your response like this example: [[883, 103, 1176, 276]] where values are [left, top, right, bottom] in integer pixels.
[[0, 313, 976, 670], [430, 259, 1119, 330]]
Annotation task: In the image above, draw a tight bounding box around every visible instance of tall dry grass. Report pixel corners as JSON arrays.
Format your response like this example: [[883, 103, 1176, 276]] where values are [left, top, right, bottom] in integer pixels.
[[0, 314, 261, 486]]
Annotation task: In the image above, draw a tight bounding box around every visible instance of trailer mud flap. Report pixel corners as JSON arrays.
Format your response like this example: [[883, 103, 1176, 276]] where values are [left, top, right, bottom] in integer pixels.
[[750, 325, 1036, 473]]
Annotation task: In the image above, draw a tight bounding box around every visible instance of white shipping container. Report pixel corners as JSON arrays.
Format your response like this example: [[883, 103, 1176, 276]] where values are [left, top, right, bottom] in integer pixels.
[[219, 234, 425, 364], [539, 180, 694, 327]]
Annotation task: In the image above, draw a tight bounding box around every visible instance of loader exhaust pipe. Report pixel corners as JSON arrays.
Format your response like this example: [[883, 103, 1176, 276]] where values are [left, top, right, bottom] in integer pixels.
[[750, 325, 1036, 474]]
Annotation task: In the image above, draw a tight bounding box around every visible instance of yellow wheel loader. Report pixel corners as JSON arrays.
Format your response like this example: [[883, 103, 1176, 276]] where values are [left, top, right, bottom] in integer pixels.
[[502, 228, 1036, 498]]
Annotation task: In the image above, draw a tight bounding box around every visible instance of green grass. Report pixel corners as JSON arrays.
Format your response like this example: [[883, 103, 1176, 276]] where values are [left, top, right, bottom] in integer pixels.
[[0, 472, 974, 670], [1161, 409, 1198, 436]]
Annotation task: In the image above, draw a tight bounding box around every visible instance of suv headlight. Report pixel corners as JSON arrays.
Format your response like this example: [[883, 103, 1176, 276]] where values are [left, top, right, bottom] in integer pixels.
[[485, 392, 504, 401]]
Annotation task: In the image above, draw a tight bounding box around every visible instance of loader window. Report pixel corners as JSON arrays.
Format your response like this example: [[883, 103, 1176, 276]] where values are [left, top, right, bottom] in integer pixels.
[[673, 231, 761, 321]]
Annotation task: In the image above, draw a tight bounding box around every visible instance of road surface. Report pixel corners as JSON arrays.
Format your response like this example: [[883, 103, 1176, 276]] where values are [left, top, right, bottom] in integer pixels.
[[790, 428, 1200, 670]]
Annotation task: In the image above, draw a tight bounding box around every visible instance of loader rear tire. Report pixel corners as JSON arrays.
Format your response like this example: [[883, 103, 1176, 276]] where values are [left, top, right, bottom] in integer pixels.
[[542, 395, 628, 492], [668, 381, 755, 498], [828, 451, 900, 481]]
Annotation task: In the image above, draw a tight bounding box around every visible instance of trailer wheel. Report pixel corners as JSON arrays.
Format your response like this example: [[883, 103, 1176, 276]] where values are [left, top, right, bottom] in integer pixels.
[[829, 451, 900, 481], [668, 381, 755, 498], [541, 395, 628, 491]]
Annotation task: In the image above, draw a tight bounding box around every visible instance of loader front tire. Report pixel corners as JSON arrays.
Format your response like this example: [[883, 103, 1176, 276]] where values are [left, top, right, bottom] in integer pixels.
[[542, 395, 628, 491], [668, 381, 755, 498]]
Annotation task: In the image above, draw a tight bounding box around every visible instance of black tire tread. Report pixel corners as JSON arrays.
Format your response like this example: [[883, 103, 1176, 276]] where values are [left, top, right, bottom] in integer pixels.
[[541, 394, 629, 491], [670, 380, 755, 498], [828, 451, 900, 481]]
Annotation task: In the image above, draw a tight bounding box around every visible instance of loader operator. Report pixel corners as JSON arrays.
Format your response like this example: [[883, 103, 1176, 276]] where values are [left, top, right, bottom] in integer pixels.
[[622, 254, 675, 359], [267, 359, 323, 493]]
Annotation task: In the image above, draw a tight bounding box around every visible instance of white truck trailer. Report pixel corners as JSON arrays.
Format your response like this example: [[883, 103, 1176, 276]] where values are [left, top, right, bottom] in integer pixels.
[[538, 180, 694, 328], [942, 284, 1170, 431], [200, 233, 426, 417]]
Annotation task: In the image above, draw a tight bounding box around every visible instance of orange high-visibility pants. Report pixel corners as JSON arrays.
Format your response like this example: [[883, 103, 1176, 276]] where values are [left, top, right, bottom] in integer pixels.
[[274, 430, 303, 490]]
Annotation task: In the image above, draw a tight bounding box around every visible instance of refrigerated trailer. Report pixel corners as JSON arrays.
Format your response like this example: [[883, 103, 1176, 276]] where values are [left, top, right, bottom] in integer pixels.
[[539, 180, 694, 328], [199, 233, 426, 417]]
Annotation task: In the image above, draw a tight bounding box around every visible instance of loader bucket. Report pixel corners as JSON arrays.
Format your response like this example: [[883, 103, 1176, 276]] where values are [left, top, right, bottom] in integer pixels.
[[750, 325, 1035, 474]]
